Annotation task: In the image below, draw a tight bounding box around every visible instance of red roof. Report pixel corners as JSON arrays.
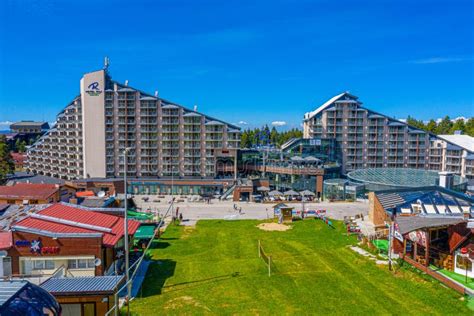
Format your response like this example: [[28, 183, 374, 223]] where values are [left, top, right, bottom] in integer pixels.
[[13, 203, 140, 247], [76, 191, 95, 198], [0, 231, 12, 250], [0, 183, 59, 200]]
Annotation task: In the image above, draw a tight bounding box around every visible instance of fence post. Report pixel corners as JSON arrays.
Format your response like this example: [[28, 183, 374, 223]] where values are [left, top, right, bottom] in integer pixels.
[[268, 256, 271, 277]]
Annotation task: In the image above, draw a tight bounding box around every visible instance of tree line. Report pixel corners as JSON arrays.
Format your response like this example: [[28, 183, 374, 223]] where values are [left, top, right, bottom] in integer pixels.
[[406, 116, 474, 136], [240, 125, 303, 148]]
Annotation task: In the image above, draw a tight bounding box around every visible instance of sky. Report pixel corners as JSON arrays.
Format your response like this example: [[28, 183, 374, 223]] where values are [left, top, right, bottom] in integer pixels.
[[0, 0, 473, 131]]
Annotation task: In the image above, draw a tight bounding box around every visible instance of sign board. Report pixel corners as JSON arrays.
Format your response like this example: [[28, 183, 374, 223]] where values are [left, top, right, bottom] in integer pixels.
[[407, 230, 427, 246], [309, 139, 321, 146]]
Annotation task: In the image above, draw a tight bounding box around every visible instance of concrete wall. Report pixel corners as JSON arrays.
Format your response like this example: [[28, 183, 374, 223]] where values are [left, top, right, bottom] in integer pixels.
[[81, 70, 106, 178]]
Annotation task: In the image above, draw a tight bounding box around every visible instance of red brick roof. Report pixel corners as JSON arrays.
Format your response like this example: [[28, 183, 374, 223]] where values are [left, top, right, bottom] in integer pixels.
[[0, 231, 12, 250], [0, 183, 59, 200], [13, 203, 140, 247]]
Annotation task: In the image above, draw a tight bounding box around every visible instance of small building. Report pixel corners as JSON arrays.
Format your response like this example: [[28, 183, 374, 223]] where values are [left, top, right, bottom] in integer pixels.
[[40, 275, 123, 315], [2, 203, 140, 279], [10, 121, 50, 134], [368, 186, 474, 284], [0, 183, 60, 205]]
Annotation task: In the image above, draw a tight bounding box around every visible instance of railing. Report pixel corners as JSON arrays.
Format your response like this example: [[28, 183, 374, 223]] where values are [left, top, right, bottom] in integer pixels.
[[106, 199, 176, 316]]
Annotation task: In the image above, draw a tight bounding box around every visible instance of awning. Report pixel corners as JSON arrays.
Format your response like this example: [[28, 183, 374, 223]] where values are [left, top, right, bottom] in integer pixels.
[[284, 190, 300, 196], [257, 186, 270, 192], [134, 225, 156, 239]]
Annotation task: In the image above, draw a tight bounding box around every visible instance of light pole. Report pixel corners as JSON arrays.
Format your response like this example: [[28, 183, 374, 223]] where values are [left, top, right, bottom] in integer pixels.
[[123, 148, 131, 315]]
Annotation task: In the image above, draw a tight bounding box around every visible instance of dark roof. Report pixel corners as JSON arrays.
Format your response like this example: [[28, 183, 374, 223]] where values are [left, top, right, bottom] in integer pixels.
[[0, 281, 26, 306], [79, 197, 107, 208], [374, 186, 474, 214], [396, 216, 466, 235], [41, 276, 124, 295], [7, 172, 64, 185], [10, 121, 49, 128]]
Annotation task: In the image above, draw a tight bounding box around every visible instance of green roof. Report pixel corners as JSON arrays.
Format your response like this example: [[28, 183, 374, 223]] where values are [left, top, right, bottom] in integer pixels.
[[134, 225, 156, 239]]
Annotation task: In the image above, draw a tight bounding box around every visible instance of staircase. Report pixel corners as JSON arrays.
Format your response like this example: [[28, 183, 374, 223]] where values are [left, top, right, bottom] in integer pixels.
[[220, 183, 236, 200]]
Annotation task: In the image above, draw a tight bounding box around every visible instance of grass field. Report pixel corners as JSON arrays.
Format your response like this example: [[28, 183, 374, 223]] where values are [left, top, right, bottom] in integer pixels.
[[130, 219, 470, 315]]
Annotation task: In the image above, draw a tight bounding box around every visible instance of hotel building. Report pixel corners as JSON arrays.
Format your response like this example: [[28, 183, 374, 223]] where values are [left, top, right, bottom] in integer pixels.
[[26, 67, 240, 180], [303, 92, 474, 181]]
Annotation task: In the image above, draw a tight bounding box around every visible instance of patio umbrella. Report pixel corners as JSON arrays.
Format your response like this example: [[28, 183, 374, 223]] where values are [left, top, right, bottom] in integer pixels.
[[300, 190, 316, 196], [257, 186, 270, 192], [268, 190, 283, 196], [304, 156, 321, 163], [284, 189, 300, 196], [290, 156, 304, 162]]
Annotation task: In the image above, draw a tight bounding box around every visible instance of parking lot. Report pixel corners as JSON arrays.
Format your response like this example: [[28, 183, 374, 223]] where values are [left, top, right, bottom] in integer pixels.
[[132, 195, 369, 225]]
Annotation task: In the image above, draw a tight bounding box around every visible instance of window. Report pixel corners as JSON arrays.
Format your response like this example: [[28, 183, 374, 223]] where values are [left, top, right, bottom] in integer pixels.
[[456, 254, 472, 271], [68, 258, 95, 269], [32, 260, 55, 270]]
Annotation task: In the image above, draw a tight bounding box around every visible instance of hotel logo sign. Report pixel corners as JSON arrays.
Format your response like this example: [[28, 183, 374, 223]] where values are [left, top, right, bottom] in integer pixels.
[[86, 81, 103, 96]]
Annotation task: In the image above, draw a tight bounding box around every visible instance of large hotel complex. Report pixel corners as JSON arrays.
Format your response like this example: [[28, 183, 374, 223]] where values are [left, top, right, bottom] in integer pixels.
[[303, 92, 474, 181], [24, 67, 473, 189], [26, 67, 240, 180]]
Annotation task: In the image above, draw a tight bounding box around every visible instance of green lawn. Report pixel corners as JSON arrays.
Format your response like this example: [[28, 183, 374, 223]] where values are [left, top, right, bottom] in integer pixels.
[[130, 220, 470, 315]]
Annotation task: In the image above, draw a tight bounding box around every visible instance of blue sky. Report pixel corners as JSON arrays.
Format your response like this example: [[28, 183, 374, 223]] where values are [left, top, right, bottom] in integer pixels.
[[0, 0, 473, 130]]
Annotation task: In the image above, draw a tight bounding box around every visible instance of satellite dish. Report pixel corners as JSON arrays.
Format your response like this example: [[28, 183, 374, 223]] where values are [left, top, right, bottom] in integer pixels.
[[97, 191, 106, 198], [94, 258, 102, 266]]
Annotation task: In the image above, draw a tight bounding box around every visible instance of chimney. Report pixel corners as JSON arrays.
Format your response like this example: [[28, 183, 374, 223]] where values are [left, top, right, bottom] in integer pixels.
[[125, 80, 129, 86], [439, 171, 454, 189], [154, 90, 159, 97]]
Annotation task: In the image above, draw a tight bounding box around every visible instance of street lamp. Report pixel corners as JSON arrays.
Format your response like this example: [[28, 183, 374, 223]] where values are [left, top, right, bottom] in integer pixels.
[[123, 147, 132, 315]]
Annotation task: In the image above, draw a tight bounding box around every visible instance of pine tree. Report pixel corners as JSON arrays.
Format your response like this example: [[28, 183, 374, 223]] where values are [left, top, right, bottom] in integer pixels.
[[0, 136, 14, 183]]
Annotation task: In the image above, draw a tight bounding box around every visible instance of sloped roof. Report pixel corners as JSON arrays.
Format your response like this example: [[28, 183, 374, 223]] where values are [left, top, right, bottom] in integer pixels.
[[0, 183, 59, 200], [438, 134, 474, 152], [304, 92, 358, 121], [396, 216, 465, 235], [12, 204, 140, 247], [41, 276, 123, 295]]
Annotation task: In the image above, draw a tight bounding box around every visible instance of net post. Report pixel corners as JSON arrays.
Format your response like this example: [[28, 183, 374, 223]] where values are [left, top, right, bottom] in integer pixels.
[[258, 240, 261, 258]]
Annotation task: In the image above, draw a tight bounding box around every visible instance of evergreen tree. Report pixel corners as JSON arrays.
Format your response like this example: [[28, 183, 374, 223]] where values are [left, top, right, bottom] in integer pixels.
[[436, 116, 453, 134], [0, 136, 14, 183]]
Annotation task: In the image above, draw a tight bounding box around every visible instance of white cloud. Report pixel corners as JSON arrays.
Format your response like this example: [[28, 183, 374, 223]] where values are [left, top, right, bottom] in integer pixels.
[[410, 57, 473, 64], [0, 121, 14, 130], [238, 121, 248, 125], [271, 121, 287, 127]]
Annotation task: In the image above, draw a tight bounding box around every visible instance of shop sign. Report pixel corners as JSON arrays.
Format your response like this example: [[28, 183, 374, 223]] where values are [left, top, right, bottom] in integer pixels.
[[15, 239, 60, 255], [393, 223, 403, 242]]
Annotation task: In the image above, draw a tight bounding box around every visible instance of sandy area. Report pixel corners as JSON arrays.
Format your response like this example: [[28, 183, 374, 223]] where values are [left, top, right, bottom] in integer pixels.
[[257, 223, 292, 231]]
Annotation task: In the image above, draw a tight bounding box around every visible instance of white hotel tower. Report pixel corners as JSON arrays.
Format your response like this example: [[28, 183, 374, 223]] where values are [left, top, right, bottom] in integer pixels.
[[26, 66, 240, 180]]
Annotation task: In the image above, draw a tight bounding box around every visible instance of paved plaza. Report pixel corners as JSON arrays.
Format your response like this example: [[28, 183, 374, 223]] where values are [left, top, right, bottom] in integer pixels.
[[132, 195, 369, 225]]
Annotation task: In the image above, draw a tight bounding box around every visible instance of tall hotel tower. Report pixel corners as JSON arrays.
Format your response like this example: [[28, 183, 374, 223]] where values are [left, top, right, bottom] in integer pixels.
[[303, 92, 474, 181], [26, 66, 240, 180]]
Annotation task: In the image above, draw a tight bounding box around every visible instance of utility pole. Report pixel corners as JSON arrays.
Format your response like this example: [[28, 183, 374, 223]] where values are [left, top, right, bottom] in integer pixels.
[[123, 148, 131, 316]]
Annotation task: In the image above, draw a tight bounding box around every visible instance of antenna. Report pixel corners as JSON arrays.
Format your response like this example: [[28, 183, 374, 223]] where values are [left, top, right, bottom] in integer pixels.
[[104, 56, 110, 70]]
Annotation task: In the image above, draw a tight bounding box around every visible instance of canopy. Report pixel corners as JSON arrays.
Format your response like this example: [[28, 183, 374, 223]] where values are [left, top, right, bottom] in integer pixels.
[[134, 225, 156, 239], [268, 190, 283, 196], [300, 190, 316, 196], [284, 190, 300, 196], [257, 186, 270, 192]]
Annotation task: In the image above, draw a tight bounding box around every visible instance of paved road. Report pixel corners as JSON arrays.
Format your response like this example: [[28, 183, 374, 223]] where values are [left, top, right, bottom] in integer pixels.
[[133, 195, 369, 225]]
